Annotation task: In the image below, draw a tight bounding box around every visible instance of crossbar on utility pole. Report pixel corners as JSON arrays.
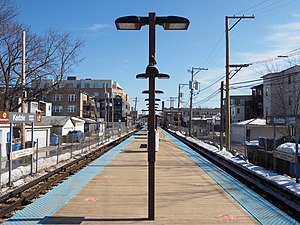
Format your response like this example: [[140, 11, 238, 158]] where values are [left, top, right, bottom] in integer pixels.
[[225, 15, 254, 152]]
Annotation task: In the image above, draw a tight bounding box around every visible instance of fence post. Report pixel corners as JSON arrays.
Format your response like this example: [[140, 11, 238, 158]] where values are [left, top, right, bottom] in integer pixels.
[[71, 135, 73, 159], [57, 141, 60, 164], [36, 138, 39, 174]]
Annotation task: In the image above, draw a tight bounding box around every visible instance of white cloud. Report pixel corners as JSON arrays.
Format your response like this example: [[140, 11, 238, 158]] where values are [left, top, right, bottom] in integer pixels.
[[85, 23, 109, 31], [292, 13, 300, 18], [265, 22, 300, 48]]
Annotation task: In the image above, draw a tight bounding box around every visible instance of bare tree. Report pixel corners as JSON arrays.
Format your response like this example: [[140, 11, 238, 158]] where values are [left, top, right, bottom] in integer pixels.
[[0, 0, 17, 25], [0, 23, 84, 111]]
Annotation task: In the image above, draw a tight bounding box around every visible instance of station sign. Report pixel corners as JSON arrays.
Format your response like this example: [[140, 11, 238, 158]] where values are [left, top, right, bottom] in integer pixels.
[[36, 113, 42, 123], [9, 112, 36, 123], [273, 117, 286, 125], [267, 116, 298, 126], [0, 111, 9, 122]]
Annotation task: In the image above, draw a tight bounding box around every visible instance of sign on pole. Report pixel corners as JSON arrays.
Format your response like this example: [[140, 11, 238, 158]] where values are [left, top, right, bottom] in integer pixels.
[[0, 111, 9, 122], [9, 112, 36, 123]]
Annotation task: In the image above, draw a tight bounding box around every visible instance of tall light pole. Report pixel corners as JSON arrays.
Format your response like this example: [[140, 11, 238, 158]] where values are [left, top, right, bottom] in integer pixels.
[[225, 15, 254, 152], [115, 12, 189, 220], [188, 67, 207, 136]]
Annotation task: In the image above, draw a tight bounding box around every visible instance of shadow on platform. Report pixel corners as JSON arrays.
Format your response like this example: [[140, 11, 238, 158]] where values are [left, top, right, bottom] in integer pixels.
[[43, 216, 149, 224]]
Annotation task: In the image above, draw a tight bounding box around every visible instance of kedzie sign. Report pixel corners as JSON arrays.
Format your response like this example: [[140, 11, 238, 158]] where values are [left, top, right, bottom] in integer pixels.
[[9, 112, 36, 123]]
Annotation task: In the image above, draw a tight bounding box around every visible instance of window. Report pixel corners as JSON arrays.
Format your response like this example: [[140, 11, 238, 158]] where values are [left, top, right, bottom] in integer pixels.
[[53, 94, 63, 101], [94, 83, 100, 88], [94, 92, 99, 97], [265, 87, 269, 96], [68, 94, 77, 101], [77, 83, 81, 88], [53, 105, 63, 112], [237, 108, 240, 114], [85, 83, 90, 88], [288, 76, 291, 84], [289, 96, 292, 106], [68, 105, 77, 112], [44, 83, 50, 88]]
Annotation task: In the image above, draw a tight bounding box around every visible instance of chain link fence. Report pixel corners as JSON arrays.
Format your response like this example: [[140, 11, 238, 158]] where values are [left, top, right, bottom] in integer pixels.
[[0, 126, 135, 189]]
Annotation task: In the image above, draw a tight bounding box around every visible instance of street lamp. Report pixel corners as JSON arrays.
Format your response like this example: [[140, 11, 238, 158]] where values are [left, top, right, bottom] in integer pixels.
[[142, 90, 164, 94], [115, 12, 189, 220]]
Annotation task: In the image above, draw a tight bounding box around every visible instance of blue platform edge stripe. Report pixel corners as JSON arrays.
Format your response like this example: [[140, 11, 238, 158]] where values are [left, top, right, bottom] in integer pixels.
[[3, 129, 143, 225], [162, 129, 299, 225]]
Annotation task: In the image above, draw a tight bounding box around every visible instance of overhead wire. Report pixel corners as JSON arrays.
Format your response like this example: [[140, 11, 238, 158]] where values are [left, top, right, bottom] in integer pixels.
[[184, 0, 299, 108]]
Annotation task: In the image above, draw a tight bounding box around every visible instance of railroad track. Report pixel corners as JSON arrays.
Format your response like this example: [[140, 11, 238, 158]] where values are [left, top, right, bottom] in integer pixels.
[[0, 130, 137, 221], [164, 128, 300, 222]]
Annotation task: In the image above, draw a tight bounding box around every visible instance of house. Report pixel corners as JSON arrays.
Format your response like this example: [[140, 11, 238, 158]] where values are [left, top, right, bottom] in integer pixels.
[[231, 118, 289, 144], [71, 117, 85, 132], [42, 116, 75, 136], [229, 95, 252, 123]]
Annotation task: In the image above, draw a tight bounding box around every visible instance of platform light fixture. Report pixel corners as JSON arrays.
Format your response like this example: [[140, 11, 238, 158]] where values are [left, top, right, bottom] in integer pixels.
[[115, 12, 189, 220]]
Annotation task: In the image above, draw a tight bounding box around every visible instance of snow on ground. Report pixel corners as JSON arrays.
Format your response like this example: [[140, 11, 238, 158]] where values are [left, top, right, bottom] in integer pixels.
[[277, 142, 300, 154], [172, 129, 300, 195], [0, 136, 119, 195]]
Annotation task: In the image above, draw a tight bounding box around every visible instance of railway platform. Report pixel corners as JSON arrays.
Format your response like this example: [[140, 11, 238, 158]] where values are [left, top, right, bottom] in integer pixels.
[[2, 128, 299, 224]]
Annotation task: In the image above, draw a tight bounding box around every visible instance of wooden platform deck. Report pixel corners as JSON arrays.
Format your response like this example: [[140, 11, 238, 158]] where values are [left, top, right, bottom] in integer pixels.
[[44, 130, 258, 224]]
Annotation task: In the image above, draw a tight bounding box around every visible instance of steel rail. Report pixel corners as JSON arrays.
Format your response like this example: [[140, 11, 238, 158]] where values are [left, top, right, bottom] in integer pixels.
[[0, 130, 137, 219]]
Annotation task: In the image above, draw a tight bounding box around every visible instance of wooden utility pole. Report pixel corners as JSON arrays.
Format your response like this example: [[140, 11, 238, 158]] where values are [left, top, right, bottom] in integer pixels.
[[177, 84, 188, 131], [133, 97, 138, 125], [177, 85, 181, 131], [188, 67, 207, 136], [225, 15, 254, 152], [220, 81, 224, 150]]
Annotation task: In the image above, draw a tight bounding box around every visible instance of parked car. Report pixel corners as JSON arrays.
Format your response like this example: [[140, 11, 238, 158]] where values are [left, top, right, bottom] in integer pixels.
[[67, 130, 85, 142]]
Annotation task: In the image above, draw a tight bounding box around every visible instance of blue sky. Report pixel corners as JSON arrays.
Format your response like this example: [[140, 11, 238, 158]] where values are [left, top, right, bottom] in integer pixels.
[[14, 0, 300, 113]]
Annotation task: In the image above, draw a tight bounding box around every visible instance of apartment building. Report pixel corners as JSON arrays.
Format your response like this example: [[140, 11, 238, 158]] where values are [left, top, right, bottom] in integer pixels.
[[38, 77, 130, 123], [263, 65, 300, 117]]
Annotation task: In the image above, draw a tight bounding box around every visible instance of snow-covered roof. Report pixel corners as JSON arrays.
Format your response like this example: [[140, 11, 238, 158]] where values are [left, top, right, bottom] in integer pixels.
[[83, 118, 97, 123], [42, 116, 71, 126], [71, 117, 85, 123], [233, 118, 266, 126]]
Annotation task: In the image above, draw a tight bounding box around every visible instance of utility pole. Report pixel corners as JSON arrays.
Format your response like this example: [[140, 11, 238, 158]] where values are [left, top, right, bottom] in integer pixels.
[[104, 83, 108, 130], [188, 67, 207, 136], [168, 97, 177, 127], [21, 31, 26, 149], [220, 81, 224, 150], [133, 97, 138, 125], [112, 93, 114, 128], [225, 15, 254, 152], [177, 83, 188, 131]]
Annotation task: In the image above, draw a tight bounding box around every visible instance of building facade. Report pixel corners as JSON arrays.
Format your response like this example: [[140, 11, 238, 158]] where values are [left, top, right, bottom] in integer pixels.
[[230, 95, 252, 123], [262, 66, 300, 117], [38, 77, 130, 123]]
